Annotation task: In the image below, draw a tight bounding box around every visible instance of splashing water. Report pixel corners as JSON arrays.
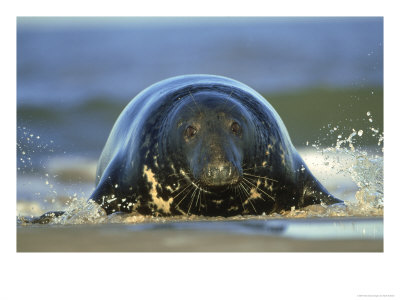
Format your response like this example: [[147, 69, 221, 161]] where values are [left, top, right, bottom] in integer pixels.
[[302, 110, 384, 218], [17, 110, 383, 225]]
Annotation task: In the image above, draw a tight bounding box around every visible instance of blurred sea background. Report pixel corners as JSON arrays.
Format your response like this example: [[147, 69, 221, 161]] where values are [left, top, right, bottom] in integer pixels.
[[16, 17, 383, 218]]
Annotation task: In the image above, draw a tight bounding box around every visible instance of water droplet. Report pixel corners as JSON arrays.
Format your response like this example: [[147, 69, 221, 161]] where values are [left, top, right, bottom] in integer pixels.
[[358, 130, 363, 136]]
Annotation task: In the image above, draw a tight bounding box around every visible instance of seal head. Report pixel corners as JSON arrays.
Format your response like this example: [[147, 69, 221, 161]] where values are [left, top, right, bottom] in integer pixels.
[[169, 90, 248, 189]]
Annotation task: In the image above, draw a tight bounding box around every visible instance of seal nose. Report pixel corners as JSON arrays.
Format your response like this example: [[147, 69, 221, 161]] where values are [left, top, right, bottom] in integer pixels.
[[201, 162, 241, 187]]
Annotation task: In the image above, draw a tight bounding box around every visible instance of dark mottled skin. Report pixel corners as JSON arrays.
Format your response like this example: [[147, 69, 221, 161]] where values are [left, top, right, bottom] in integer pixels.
[[89, 74, 342, 217], [33, 74, 342, 223]]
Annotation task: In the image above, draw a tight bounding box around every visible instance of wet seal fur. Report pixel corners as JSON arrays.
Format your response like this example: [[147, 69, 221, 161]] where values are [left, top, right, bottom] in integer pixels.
[[89, 74, 342, 217], [34, 74, 342, 222]]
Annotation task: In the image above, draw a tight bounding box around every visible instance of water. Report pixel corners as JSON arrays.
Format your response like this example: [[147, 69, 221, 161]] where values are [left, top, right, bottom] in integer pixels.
[[17, 217, 383, 252], [17, 17, 383, 107], [17, 17, 383, 165], [16, 17, 384, 251]]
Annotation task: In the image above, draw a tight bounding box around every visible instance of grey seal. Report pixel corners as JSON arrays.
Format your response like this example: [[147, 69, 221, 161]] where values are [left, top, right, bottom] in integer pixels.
[[87, 74, 342, 217]]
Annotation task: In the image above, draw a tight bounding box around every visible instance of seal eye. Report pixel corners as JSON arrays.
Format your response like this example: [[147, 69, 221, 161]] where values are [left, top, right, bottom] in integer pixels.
[[185, 125, 197, 139], [231, 122, 241, 135]]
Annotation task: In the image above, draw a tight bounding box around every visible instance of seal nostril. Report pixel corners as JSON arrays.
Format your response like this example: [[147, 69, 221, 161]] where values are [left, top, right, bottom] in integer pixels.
[[202, 163, 240, 187]]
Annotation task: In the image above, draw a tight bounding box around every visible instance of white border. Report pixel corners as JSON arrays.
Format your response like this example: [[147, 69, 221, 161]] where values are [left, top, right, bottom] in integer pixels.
[[3, 1, 399, 299]]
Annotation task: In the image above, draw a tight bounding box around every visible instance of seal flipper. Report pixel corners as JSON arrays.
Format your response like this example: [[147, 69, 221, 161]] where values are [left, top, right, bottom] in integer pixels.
[[89, 174, 120, 215], [300, 174, 344, 207], [29, 211, 65, 224], [88, 154, 129, 214]]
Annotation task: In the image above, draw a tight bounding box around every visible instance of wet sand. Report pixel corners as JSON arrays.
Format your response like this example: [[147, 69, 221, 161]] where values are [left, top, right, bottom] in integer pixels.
[[17, 217, 383, 252]]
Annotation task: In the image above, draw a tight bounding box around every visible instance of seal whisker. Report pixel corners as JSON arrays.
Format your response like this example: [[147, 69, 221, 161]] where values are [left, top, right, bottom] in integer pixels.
[[171, 182, 191, 197], [242, 175, 263, 188], [189, 90, 202, 113], [222, 87, 234, 109], [239, 182, 257, 214], [242, 172, 278, 182], [174, 185, 196, 208], [240, 179, 258, 199], [241, 176, 260, 192], [187, 185, 199, 215], [237, 184, 247, 210], [225, 100, 240, 114], [242, 176, 274, 202], [236, 183, 245, 199], [223, 87, 240, 113], [242, 177, 276, 202], [183, 104, 197, 114], [197, 188, 203, 213], [235, 186, 246, 211], [248, 200, 258, 214], [195, 185, 202, 213], [180, 170, 210, 193], [190, 181, 210, 193]]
